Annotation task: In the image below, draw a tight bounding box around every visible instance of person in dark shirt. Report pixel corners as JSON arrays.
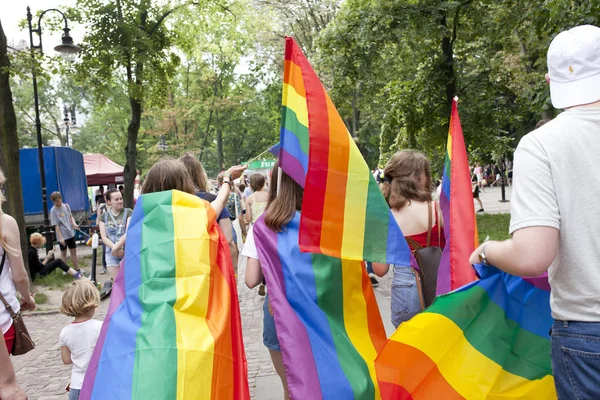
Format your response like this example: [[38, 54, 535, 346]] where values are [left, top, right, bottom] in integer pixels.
[[95, 186, 106, 209], [28, 233, 83, 281]]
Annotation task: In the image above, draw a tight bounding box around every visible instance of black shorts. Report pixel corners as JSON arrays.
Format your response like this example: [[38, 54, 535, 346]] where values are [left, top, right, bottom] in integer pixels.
[[473, 186, 480, 199], [59, 237, 77, 251]]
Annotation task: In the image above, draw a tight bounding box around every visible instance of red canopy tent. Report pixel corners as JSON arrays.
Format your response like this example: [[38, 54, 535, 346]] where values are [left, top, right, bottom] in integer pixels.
[[84, 154, 124, 185]]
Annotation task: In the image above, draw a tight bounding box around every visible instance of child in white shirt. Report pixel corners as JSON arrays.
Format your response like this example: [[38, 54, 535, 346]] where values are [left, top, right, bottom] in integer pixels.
[[59, 280, 102, 400]]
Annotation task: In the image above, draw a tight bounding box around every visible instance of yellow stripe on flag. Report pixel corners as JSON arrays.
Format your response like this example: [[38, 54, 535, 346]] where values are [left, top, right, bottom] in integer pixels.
[[393, 313, 557, 400], [282, 83, 308, 127], [172, 191, 215, 400], [342, 259, 381, 400]]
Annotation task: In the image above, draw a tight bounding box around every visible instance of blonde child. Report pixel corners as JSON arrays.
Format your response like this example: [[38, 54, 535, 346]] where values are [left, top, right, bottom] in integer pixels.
[[59, 280, 102, 400]]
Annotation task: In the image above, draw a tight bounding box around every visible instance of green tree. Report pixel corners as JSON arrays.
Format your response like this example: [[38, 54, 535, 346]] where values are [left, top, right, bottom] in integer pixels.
[[0, 19, 29, 275], [74, 0, 194, 207]]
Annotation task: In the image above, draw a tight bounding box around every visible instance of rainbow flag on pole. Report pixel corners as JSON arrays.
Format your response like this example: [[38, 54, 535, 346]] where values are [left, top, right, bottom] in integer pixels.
[[81, 190, 249, 400], [253, 213, 387, 399], [375, 264, 556, 400], [280, 36, 411, 266], [438, 97, 477, 294]]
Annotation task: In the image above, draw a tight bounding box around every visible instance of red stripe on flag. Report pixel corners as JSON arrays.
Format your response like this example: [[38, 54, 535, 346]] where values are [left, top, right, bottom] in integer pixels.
[[286, 37, 329, 252], [448, 100, 477, 290]]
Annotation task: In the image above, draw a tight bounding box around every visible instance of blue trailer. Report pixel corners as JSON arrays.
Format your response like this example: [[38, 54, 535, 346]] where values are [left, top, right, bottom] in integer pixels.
[[20, 147, 90, 227]]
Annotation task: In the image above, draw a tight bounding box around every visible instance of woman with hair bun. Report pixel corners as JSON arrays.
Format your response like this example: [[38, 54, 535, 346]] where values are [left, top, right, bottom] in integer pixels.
[[372, 150, 445, 328]]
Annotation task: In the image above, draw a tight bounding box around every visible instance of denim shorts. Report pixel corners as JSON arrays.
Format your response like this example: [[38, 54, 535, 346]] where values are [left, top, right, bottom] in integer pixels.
[[69, 388, 80, 400], [551, 320, 600, 399], [105, 251, 123, 267], [263, 294, 280, 351], [391, 265, 422, 329]]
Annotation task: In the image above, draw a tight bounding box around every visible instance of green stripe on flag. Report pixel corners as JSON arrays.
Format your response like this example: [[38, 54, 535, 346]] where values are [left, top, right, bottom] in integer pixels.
[[427, 286, 552, 380], [363, 176, 391, 263], [281, 106, 309, 153], [312, 254, 376, 399], [133, 191, 178, 398]]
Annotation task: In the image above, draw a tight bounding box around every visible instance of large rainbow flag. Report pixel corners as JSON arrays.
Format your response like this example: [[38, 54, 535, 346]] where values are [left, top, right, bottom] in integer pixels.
[[279, 36, 411, 266], [438, 97, 477, 294], [375, 264, 556, 399], [81, 190, 250, 400], [253, 212, 387, 399]]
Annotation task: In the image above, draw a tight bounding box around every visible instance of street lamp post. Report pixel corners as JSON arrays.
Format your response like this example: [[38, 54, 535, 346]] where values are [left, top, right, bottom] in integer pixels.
[[63, 104, 76, 146], [27, 6, 81, 251]]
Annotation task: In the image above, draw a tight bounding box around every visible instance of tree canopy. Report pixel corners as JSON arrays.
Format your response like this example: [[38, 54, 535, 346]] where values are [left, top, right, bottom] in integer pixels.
[[9, 0, 600, 187]]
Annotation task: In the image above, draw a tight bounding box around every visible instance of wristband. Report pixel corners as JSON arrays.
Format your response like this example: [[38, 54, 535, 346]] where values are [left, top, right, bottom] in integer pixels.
[[222, 181, 231, 187]]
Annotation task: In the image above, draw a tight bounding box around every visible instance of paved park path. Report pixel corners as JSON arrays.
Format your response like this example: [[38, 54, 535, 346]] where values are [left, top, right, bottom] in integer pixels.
[[13, 186, 510, 399]]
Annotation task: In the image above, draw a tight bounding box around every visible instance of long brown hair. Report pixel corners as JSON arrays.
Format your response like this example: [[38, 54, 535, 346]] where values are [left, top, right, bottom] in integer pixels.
[[179, 153, 210, 192], [142, 159, 196, 195], [381, 150, 432, 209], [264, 162, 303, 232]]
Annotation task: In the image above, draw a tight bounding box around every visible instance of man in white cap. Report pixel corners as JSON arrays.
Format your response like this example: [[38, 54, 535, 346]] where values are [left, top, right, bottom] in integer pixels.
[[470, 25, 600, 398]]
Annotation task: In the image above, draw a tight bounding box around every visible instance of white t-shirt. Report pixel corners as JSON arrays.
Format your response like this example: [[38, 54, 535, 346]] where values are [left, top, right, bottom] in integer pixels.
[[59, 319, 103, 389], [241, 226, 259, 260], [509, 106, 600, 321], [0, 248, 19, 334]]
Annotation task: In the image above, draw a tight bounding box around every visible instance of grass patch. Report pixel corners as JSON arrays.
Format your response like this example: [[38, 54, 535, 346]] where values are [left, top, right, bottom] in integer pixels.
[[477, 213, 511, 242], [35, 269, 73, 290], [33, 292, 48, 305]]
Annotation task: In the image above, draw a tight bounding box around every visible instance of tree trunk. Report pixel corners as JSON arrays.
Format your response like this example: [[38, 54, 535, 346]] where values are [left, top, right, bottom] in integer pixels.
[[0, 20, 30, 276], [123, 96, 141, 209], [440, 5, 458, 113], [216, 124, 224, 171], [351, 87, 360, 138]]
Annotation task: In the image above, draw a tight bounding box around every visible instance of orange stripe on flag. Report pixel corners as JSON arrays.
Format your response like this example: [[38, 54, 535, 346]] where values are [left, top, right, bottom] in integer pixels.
[[362, 268, 387, 353], [207, 221, 235, 399], [320, 94, 349, 253], [376, 340, 464, 400], [283, 60, 306, 98]]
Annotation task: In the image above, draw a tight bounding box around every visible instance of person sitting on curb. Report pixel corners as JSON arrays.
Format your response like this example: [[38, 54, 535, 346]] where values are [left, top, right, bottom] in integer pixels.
[[28, 233, 84, 281]]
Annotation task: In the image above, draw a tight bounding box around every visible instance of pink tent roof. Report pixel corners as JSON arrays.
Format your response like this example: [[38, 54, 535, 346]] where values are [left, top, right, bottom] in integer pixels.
[[84, 154, 124, 185]]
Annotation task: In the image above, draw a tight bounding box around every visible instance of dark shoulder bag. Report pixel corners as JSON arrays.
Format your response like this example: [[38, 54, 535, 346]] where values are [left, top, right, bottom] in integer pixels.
[[405, 201, 443, 309], [0, 252, 36, 355]]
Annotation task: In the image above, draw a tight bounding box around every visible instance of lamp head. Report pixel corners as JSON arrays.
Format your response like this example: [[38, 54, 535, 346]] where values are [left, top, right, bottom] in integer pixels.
[[53, 27, 81, 57]]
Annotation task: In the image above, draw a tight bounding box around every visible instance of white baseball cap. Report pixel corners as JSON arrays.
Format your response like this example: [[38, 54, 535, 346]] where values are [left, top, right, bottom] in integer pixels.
[[547, 25, 600, 109]]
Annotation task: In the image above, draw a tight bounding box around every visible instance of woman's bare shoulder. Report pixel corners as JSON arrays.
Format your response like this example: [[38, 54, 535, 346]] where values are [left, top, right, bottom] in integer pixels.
[[1, 213, 17, 227]]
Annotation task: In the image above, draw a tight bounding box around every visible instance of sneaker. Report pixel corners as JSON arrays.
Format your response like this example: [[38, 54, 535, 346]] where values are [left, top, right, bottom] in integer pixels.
[[369, 276, 379, 286], [477, 208, 484, 213], [99, 268, 107, 275], [258, 284, 266, 297], [74, 271, 84, 279]]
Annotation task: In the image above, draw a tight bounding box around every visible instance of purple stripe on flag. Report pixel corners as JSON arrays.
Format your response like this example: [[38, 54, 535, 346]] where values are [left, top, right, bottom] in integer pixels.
[[280, 148, 307, 188], [438, 189, 451, 294], [253, 218, 323, 400], [80, 259, 127, 399], [523, 274, 551, 292], [269, 143, 281, 157]]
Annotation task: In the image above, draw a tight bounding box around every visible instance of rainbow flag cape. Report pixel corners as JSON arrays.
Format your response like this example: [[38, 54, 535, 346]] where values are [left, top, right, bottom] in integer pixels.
[[438, 97, 477, 294], [375, 264, 556, 399], [253, 212, 387, 399], [280, 36, 411, 265], [80, 190, 250, 400]]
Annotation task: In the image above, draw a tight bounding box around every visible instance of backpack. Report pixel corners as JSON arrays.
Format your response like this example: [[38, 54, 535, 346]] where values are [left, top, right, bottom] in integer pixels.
[[405, 201, 442, 309]]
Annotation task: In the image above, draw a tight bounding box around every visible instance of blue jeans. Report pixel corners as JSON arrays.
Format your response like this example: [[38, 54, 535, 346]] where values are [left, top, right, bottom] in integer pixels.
[[69, 388, 80, 400], [551, 320, 600, 399], [391, 266, 422, 328], [263, 294, 280, 351], [366, 261, 374, 275]]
